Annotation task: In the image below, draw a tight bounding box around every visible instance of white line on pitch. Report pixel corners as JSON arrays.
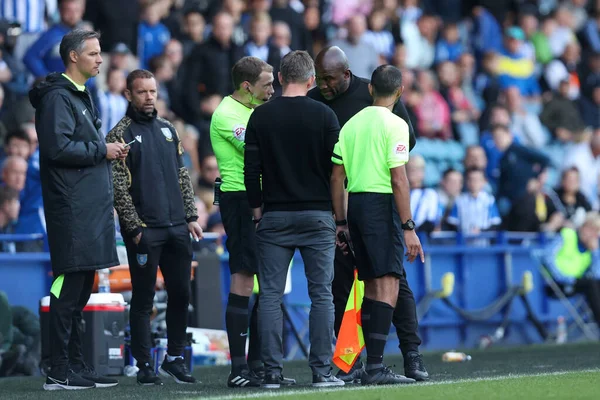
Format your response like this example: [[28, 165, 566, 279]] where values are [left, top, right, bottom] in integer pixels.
[[174, 368, 600, 400]]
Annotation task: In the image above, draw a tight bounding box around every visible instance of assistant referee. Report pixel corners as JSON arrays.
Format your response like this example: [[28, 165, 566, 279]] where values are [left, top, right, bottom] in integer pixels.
[[309, 46, 428, 382], [330, 65, 424, 386]]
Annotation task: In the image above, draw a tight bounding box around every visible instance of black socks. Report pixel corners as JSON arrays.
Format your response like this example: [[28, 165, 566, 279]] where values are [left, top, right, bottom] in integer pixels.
[[226, 293, 250, 371], [362, 298, 394, 371]]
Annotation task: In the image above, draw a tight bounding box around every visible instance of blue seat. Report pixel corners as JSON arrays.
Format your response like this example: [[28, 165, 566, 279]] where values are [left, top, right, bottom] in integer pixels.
[[424, 161, 442, 187]]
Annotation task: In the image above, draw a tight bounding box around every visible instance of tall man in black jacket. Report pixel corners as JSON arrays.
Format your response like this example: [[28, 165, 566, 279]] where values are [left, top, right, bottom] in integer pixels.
[[106, 69, 203, 386], [307, 46, 429, 382], [244, 50, 344, 389], [29, 29, 125, 391]]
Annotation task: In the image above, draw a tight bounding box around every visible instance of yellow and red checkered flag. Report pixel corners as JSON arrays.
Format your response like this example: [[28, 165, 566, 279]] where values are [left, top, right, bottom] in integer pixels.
[[333, 269, 365, 373]]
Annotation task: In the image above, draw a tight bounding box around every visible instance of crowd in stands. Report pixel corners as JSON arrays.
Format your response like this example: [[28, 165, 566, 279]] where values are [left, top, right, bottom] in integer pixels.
[[2, 0, 600, 252]]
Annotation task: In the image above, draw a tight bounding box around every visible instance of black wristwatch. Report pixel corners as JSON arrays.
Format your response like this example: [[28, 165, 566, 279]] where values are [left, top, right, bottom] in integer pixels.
[[402, 219, 416, 231], [335, 219, 347, 226]]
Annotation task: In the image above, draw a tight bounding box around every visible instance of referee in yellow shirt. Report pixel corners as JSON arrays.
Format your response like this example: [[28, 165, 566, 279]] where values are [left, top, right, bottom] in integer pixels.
[[210, 56, 275, 388], [330, 65, 424, 385]]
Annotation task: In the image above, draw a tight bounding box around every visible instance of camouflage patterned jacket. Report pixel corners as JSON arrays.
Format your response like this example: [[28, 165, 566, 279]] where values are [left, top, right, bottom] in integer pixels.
[[105, 107, 198, 238]]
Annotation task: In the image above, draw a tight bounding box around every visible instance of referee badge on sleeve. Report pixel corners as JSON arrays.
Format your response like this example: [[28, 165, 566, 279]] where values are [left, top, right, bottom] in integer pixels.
[[394, 142, 408, 159], [394, 143, 407, 154], [232, 124, 246, 141]]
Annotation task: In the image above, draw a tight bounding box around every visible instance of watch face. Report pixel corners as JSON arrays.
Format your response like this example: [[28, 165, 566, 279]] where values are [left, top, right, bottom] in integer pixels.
[[406, 220, 415, 230]]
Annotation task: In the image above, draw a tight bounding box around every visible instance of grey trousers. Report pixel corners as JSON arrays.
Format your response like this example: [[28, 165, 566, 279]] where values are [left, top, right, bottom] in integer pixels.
[[256, 210, 336, 376]]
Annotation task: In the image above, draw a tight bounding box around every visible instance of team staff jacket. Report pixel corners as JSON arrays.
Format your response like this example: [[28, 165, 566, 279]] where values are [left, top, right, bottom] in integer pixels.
[[106, 105, 198, 238]]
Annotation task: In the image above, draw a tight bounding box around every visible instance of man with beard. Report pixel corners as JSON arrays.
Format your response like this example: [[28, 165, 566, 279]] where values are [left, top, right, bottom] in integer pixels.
[[106, 69, 203, 386], [308, 46, 428, 383]]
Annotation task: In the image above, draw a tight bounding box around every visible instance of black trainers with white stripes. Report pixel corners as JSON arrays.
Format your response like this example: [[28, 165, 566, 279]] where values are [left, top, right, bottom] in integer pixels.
[[227, 369, 262, 388]]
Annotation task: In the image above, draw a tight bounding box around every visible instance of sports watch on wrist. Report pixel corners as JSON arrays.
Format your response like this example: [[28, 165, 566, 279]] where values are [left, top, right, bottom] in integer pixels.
[[335, 219, 347, 226], [402, 219, 416, 231]]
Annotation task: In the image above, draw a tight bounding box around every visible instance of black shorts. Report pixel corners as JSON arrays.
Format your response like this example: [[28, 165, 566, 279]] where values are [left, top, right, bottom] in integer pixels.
[[220, 191, 258, 275], [347, 192, 404, 281]]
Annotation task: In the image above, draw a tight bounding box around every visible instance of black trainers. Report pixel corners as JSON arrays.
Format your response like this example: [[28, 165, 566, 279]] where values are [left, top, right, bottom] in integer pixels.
[[312, 372, 345, 388], [251, 367, 265, 381], [72, 362, 119, 388], [335, 360, 365, 384], [137, 362, 163, 386], [159, 356, 197, 384], [404, 352, 429, 381], [261, 373, 297, 389], [43, 370, 95, 391], [361, 366, 416, 385], [227, 369, 262, 388]]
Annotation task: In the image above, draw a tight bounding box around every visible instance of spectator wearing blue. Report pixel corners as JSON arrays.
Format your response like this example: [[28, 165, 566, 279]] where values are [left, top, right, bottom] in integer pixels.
[[13, 148, 46, 253], [406, 155, 439, 235], [0, 186, 19, 253], [0, 130, 31, 166], [23, 0, 85, 80], [446, 168, 501, 235], [496, 26, 541, 102], [541, 211, 600, 329], [434, 23, 464, 64], [470, 5, 503, 63], [138, 1, 171, 70], [492, 124, 550, 216], [479, 104, 521, 190]]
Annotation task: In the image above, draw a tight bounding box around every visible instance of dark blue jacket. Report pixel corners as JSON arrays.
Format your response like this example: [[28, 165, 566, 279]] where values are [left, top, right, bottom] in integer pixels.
[[14, 149, 45, 236], [23, 24, 70, 78], [497, 143, 550, 204]]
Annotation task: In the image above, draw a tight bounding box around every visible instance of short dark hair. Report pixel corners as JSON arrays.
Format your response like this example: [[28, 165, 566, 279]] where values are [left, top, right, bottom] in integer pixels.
[[442, 167, 459, 179], [280, 50, 315, 84], [370, 65, 402, 97], [0, 185, 19, 207], [148, 55, 169, 74], [4, 129, 30, 147], [126, 69, 155, 91], [465, 167, 485, 178], [490, 123, 510, 134], [231, 57, 273, 90], [59, 29, 101, 67]]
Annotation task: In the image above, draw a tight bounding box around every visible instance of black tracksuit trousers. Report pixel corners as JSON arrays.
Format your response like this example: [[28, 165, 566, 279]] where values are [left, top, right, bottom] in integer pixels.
[[124, 224, 193, 365], [49, 270, 96, 376]]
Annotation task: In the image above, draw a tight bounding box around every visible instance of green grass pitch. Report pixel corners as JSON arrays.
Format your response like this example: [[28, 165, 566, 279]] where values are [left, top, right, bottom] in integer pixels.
[[1, 342, 599, 399]]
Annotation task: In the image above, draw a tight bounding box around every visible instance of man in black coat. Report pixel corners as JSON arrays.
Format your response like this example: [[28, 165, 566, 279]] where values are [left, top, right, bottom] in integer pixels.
[[29, 29, 126, 391], [307, 46, 428, 383]]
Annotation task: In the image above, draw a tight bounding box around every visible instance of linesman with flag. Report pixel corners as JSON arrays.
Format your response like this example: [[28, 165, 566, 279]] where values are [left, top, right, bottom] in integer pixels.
[[330, 65, 424, 385]]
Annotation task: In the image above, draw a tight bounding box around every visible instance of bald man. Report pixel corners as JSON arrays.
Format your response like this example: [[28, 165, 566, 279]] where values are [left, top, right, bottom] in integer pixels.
[[308, 46, 427, 383], [1, 156, 28, 193]]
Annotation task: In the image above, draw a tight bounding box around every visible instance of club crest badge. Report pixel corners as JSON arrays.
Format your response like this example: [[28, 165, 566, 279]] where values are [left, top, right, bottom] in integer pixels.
[[135, 135, 142, 143], [161, 127, 173, 141], [137, 253, 148, 267]]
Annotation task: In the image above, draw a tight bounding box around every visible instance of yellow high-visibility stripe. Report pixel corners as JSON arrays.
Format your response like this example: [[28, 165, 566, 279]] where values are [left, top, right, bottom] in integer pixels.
[[50, 275, 65, 298]]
